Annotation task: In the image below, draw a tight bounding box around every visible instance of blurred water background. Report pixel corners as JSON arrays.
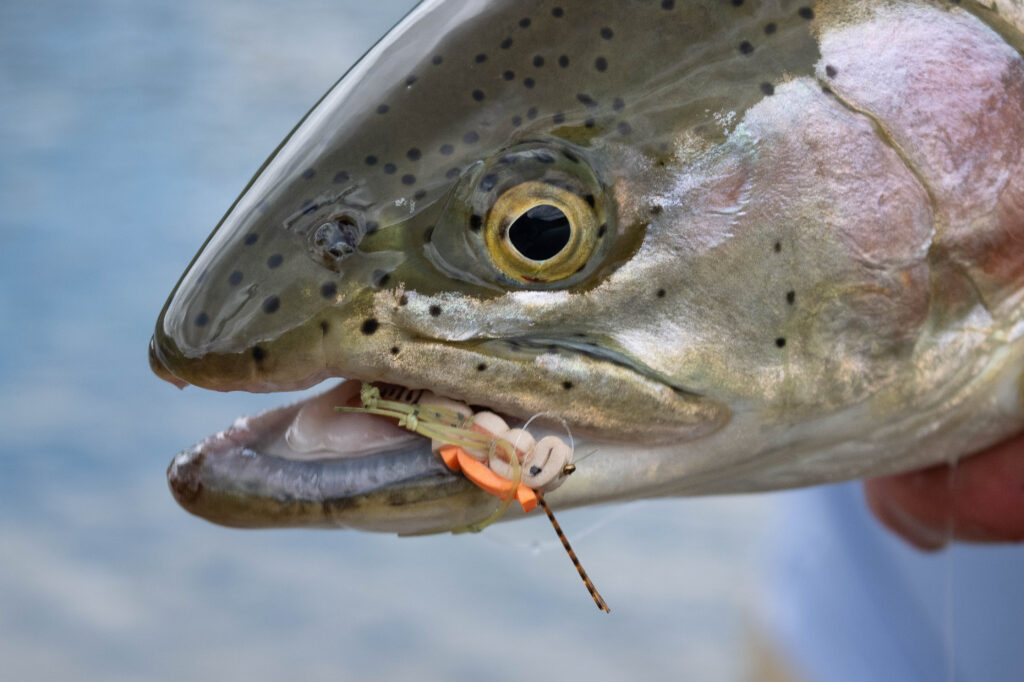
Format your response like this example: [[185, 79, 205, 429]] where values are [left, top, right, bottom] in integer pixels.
[[1, 2, 1022, 681]]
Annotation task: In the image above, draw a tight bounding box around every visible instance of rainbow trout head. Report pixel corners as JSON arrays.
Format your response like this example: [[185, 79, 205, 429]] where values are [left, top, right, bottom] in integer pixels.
[[150, 0, 1024, 534]]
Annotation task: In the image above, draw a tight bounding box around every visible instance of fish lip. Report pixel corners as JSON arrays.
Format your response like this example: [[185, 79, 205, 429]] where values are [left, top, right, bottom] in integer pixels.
[[485, 335, 704, 398], [165, 380, 511, 532]]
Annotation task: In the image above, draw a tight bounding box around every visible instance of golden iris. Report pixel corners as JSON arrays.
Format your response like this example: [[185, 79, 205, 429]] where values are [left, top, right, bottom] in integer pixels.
[[484, 182, 598, 283]]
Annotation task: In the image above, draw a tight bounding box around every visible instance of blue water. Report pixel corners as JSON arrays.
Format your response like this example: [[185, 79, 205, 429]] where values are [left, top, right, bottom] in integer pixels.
[[2, 2, 1021, 681]]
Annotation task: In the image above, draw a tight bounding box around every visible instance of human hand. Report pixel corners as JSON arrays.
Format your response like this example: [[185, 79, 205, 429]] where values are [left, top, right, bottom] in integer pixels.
[[863, 434, 1024, 550]]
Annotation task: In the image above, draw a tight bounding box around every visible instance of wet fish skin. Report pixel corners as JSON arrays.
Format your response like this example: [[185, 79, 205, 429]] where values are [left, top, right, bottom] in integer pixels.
[[153, 1, 1024, 531]]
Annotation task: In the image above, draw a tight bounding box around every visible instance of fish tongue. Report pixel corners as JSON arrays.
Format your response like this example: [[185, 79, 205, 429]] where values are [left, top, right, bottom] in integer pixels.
[[283, 381, 419, 459]]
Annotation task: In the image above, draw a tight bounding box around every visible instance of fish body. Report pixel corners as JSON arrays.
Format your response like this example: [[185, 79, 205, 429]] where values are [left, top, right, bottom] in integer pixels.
[[151, 0, 1024, 534]]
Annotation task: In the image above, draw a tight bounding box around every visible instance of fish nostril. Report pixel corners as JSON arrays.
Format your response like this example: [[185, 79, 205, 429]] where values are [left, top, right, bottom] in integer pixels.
[[312, 217, 362, 270]]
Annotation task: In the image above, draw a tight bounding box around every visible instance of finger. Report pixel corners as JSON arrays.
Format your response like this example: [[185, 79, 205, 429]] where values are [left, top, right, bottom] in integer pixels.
[[863, 434, 1024, 550]]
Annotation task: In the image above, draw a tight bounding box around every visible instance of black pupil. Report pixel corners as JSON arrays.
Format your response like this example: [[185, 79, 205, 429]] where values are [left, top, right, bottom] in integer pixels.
[[508, 204, 571, 261]]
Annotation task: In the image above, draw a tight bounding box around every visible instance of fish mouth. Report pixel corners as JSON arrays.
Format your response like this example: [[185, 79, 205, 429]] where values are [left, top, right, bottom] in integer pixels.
[[163, 334, 727, 535], [167, 378, 603, 535]]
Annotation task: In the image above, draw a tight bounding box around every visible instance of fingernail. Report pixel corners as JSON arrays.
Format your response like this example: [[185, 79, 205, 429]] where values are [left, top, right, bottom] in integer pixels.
[[881, 500, 949, 551]]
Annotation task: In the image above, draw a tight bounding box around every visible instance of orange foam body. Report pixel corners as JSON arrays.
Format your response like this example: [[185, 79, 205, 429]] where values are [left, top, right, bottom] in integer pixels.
[[438, 445, 537, 513]]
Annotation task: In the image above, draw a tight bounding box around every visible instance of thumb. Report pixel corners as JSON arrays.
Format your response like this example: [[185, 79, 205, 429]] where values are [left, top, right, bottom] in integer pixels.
[[863, 434, 1024, 550]]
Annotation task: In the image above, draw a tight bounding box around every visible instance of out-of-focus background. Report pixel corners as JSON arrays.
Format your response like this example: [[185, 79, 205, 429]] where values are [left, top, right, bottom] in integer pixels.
[[1, 2, 1021, 681]]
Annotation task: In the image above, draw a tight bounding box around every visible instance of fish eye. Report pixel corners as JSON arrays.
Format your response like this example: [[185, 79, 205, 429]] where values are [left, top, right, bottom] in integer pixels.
[[484, 181, 598, 283]]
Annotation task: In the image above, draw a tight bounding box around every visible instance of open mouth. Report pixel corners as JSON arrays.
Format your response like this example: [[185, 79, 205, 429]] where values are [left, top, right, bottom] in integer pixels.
[[167, 380, 580, 534]]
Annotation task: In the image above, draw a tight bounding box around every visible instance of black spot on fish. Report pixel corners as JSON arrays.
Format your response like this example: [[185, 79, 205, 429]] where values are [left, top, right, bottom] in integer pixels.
[[774, 241, 782, 252], [527, 107, 538, 120], [512, 115, 522, 126], [577, 93, 598, 107], [446, 167, 461, 179], [553, 112, 566, 124], [383, 163, 397, 175], [366, 220, 379, 233], [529, 466, 542, 476], [195, 312, 209, 327], [764, 22, 777, 34], [377, 104, 389, 115], [480, 174, 498, 191], [463, 131, 480, 144], [267, 254, 283, 269], [825, 65, 838, 78], [365, 155, 378, 166], [244, 233, 259, 246], [301, 167, 315, 180], [252, 346, 266, 362], [533, 55, 545, 67], [600, 27, 614, 40], [401, 174, 416, 186], [228, 270, 243, 286], [776, 337, 787, 348], [472, 89, 485, 102], [656, 289, 666, 298], [406, 75, 417, 86], [262, 296, 280, 314], [321, 282, 337, 299], [320, 321, 330, 335], [501, 37, 513, 49], [595, 56, 608, 72], [475, 53, 487, 63], [662, 0, 675, 9], [406, 148, 421, 161], [585, 118, 596, 128], [361, 318, 379, 335], [558, 55, 569, 68], [798, 6, 814, 19], [562, 381, 573, 390], [476, 363, 487, 371], [469, 214, 483, 231], [519, 17, 531, 28], [429, 305, 442, 317], [732, 0, 744, 6], [552, 6, 564, 17], [786, 290, 796, 304], [739, 41, 754, 55], [504, 70, 515, 80], [333, 170, 350, 184], [524, 77, 536, 88], [414, 189, 426, 200], [650, 204, 663, 215], [617, 121, 632, 135], [390, 346, 400, 355], [432, 55, 443, 65], [613, 97, 625, 111], [760, 82, 775, 95], [440, 143, 454, 155]]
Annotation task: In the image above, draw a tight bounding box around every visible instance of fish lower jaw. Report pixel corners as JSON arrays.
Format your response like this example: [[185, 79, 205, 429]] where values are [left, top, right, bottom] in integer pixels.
[[165, 378, 578, 532]]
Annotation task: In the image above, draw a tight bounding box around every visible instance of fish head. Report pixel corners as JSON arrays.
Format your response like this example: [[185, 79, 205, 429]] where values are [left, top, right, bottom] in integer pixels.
[[152, 0, 1024, 533]]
